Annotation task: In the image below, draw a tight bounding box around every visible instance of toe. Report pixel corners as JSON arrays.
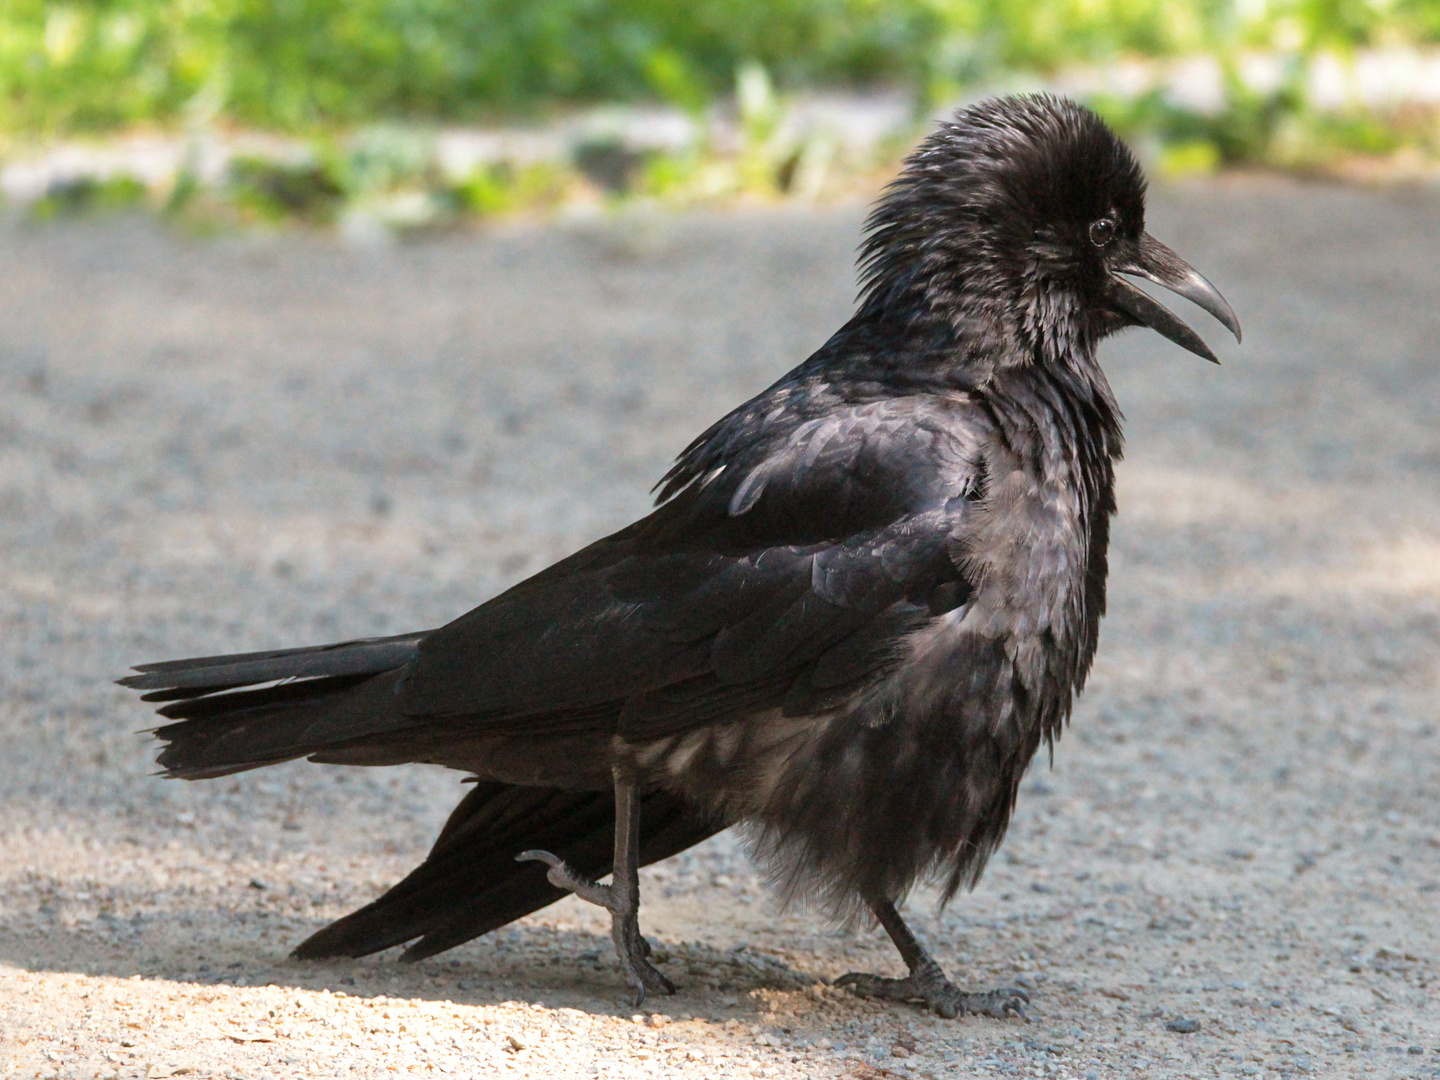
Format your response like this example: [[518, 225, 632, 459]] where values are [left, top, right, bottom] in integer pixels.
[[516, 851, 614, 907], [835, 972, 924, 1006], [968, 988, 1029, 1021], [628, 961, 675, 999], [833, 972, 887, 998]]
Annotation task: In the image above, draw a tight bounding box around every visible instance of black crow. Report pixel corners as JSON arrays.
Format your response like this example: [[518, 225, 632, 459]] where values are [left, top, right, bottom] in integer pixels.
[[121, 94, 1239, 1018]]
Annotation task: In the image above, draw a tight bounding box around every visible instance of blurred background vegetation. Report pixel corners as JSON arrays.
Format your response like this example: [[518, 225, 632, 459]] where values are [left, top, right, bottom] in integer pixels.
[[2, 0, 1439, 227]]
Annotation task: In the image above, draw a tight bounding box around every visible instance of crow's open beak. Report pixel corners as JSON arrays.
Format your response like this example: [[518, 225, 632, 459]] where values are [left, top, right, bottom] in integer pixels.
[[1108, 233, 1242, 364]]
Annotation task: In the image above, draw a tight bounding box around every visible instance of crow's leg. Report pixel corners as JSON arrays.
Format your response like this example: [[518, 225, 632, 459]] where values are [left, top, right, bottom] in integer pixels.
[[516, 749, 674, 1005], [835, 900, 1028, 1020]]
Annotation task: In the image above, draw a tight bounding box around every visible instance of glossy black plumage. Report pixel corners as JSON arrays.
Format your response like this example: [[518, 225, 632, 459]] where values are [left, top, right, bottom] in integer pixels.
[[121, 94, 1238, 1011]]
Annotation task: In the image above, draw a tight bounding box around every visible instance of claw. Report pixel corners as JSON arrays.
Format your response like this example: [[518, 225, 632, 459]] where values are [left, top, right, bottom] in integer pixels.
[[836, 965, 1029, 1021], [849, 900, 1030, 1020], [971, 987, 1030, 1021], [515, 849, 615, 908], [515, 848, 674, 1001], [519, 755, 676, 1002]]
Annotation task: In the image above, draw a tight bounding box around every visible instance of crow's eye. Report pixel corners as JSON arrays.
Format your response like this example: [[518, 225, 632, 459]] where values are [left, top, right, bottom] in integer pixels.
[[1088, 217, 1116, 247], [1088, 218, 1116, 246]]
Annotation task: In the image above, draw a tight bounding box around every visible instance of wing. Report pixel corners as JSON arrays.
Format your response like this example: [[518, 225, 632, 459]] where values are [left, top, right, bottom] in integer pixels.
[[402, 393, 990, 740], [293, 780, 721, 961]]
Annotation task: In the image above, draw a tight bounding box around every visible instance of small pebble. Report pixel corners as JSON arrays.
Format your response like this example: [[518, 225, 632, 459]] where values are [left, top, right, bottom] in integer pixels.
[[1165, 1018, 1201, 1034]]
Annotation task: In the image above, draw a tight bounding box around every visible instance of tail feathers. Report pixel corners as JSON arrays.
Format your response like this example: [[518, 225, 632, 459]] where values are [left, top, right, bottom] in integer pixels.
[[294, 781, 721, 962], [122, 632, 431, 780], [153, 670, 418, 780], [120, 631, 428, 698]]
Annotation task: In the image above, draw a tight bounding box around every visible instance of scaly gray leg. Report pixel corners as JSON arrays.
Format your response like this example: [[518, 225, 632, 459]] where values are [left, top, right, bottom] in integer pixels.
[[516, 749, 674, 1005], [835, 900, 1029, 1020]]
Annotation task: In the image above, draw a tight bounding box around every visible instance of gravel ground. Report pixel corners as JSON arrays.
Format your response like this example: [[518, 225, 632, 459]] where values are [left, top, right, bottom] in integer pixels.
[[1, 179, 1438, 1080]]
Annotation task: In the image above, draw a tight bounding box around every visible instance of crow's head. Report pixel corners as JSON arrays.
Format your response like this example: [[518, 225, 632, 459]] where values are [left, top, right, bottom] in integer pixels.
[[860, 94, 1240, 367]]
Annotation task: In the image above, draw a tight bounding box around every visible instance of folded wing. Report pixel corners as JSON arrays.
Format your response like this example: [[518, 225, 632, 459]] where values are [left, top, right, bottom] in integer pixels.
[[129, 394, 988, 782]]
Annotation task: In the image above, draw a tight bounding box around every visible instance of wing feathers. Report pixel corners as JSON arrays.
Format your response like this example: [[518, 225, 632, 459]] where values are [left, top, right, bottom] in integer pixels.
[[401, 398, 984, 727], [293, 782, 721, 961], [132, 394, 985, 764]]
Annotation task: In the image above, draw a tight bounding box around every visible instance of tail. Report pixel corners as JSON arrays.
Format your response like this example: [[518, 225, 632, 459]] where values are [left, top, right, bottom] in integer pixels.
[[296, 780, 723, 961], [120, 632, 430, 778], [122, 636, 725, 958]]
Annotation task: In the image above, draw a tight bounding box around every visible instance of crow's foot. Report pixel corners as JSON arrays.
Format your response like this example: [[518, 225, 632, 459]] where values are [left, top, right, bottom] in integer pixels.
[[516, 848, 674, 1004], [835, 959, 1029, 1020]]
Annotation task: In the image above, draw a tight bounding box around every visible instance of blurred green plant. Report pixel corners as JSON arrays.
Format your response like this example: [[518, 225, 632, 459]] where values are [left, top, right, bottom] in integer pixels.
[[30, 174, 147, 218], [453, 161, 570, 215], [226, 156, 345, 222], [6, 0, 1440, 235], [1089, 54, 1427, 178], [4, 1, 1438, 137]]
